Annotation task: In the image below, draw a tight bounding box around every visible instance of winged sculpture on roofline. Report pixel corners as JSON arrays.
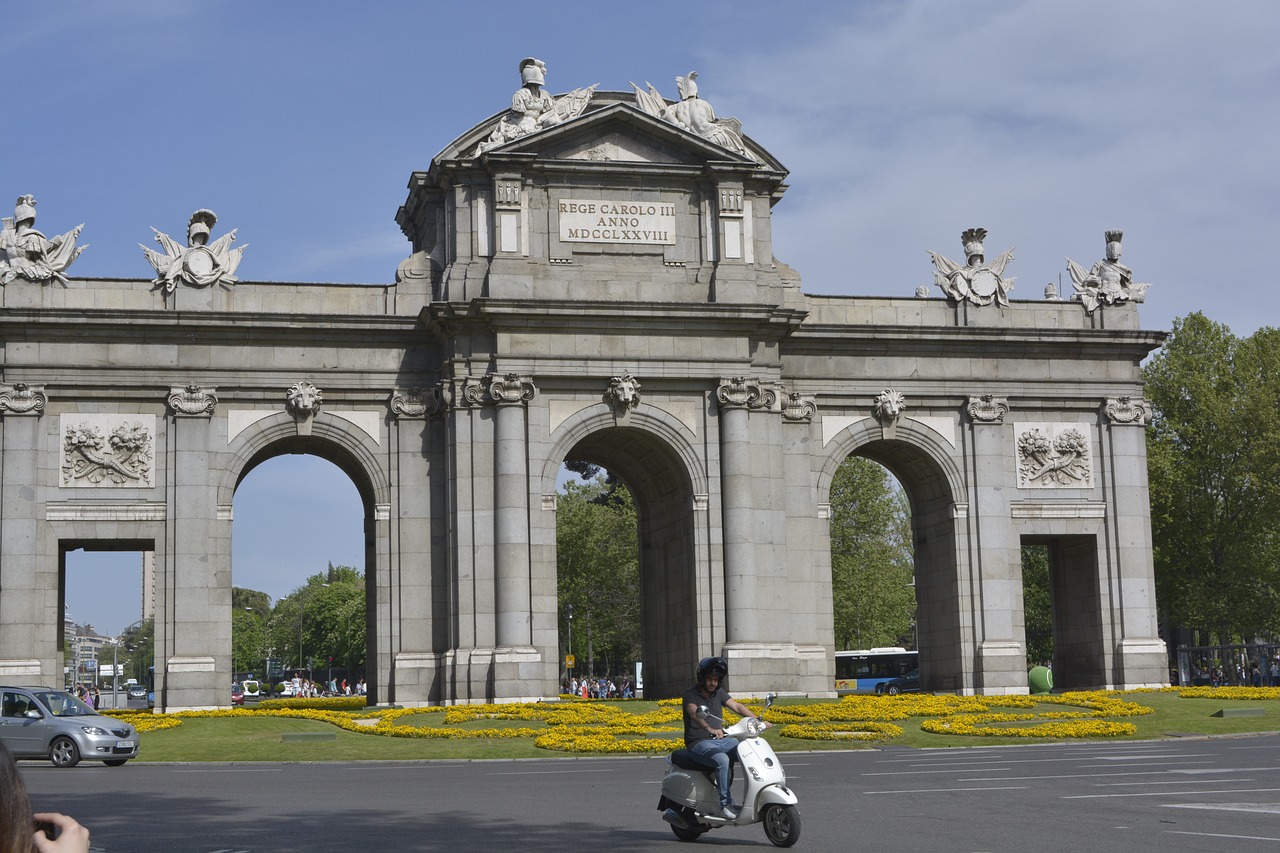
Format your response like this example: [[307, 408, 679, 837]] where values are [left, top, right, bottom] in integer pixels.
[[141, 209, 247, 292]]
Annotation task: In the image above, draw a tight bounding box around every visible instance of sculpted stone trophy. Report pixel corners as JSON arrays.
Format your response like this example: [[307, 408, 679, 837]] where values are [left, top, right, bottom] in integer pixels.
[[141, 209, 247, 292], [0, 194, 87, 285], [1065, 230, 1150, 315], [929, 227, 1016, 308]]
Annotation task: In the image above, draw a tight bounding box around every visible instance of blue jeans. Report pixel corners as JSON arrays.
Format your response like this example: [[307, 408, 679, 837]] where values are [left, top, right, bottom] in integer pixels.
[[690, 737, 738, 807]]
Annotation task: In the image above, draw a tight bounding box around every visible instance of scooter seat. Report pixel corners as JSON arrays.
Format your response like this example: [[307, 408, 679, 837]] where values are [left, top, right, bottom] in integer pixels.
[[670, 748, 719, 773]]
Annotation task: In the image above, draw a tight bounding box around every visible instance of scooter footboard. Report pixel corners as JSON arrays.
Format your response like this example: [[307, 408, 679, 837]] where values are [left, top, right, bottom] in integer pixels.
[[755, 784, 799, 807]]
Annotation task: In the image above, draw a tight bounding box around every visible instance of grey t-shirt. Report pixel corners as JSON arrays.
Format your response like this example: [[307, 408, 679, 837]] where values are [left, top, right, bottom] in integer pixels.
[[683, 684, 730, 745]]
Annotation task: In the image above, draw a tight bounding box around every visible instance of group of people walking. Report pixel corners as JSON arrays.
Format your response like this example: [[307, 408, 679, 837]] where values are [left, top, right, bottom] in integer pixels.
[[563, 675, 634, 699]]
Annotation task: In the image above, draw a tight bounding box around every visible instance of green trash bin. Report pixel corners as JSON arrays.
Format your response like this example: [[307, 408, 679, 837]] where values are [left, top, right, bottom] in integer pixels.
[[1028, 665, 1053, 694]]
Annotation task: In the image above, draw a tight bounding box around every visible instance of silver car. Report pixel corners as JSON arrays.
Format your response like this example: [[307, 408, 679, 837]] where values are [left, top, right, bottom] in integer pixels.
[[0, 686, 139, 767]]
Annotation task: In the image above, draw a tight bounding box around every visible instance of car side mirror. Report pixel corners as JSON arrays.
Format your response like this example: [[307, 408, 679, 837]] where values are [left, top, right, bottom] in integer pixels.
[[25, 709, 40, 719]]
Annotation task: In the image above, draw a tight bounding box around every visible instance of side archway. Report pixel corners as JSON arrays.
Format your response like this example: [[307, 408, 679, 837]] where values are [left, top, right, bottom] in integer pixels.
[[218, 411, 392, 703]]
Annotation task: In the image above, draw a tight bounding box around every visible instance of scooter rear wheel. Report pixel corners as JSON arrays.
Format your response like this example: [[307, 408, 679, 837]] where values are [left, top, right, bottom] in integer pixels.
[[762, 803, 801, 848]]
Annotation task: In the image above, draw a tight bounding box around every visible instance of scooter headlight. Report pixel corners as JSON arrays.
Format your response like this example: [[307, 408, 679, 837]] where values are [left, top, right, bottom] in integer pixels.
[[747, 718, 764, 736]]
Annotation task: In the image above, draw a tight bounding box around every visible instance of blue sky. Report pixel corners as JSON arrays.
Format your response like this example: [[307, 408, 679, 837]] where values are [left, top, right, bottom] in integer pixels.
[[18, 1, 1278, 634]]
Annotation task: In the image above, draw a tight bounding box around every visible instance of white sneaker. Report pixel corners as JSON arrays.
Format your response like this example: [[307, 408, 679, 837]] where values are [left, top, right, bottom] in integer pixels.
[[721, 803, 739, 820]]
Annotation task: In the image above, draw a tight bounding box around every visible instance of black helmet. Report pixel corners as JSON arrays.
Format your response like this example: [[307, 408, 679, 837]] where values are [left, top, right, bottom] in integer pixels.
[[696, 656, 728, 683]]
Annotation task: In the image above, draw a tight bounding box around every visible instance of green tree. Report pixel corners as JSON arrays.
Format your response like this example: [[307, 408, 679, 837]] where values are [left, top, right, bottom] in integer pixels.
[[556, 475, 640, 675], [233, 587, 271, 620], [231, 607, 266, 675], [829, 456, 915, 650], [1022, 545, 1053, 665], [266, 566, 366, 679], [118, 618, 154, 684], [1144, 313, 1280, 642]]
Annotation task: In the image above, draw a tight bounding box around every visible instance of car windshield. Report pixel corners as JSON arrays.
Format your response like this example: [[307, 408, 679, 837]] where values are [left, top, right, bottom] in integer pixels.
[[34, 691, 98, 717]]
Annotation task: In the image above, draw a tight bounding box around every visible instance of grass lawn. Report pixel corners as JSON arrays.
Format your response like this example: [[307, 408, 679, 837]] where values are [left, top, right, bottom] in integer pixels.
[[131, 691, 1280, 763]]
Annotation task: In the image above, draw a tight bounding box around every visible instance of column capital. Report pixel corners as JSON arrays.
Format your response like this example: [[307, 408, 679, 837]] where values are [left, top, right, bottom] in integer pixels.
[[716, 376, 774, 410], [0, 383, 47, 416], [167, 384, 217, 417], [966, 394, 1009, 424], [1103, 396, 1150, 426], [488, 372, 537, 406]]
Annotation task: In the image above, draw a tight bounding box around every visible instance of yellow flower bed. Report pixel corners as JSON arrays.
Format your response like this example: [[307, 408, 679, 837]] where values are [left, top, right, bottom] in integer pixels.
[[119, 687, 1173, 752], [778, 721, 904, 741], [534, 728, 683, 753], [128, 715, 183, 733], [1175, 686, 1280, 701], [922, 714, 1137, 738]]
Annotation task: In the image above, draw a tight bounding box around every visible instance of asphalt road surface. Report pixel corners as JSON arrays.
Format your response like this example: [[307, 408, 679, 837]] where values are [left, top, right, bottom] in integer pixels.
[[18, 734, 1280, 852]]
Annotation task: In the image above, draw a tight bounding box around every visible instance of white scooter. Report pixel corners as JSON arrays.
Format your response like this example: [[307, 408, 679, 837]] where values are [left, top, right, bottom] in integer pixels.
[[657, 693, 801, 847]]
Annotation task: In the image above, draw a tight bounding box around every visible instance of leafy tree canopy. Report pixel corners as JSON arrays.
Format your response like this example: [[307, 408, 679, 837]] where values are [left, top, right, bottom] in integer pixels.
[[1144, 313, 1280, 640], [829, 456, 914, 650]]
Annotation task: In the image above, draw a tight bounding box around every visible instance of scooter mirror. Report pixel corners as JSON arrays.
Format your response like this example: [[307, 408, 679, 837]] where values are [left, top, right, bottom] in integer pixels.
[[696, 705, 711, 720], [764, 692, 777, 710]]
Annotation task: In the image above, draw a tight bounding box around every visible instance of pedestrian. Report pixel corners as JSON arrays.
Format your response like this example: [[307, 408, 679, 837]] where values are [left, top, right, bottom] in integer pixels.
[[1, 741, 92, 852]]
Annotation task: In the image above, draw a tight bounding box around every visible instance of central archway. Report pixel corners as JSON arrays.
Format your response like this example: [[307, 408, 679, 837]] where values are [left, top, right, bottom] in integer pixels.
[[541, 407, 707, 699], [820, 419, 969, 693]]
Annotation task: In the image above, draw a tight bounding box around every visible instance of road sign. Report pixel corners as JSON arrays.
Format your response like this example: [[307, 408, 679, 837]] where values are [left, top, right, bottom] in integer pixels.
[[565, 654, 576, 668]]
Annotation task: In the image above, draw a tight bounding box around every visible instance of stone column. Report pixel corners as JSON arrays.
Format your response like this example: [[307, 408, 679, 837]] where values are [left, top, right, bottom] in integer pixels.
[[0, 384, 48, 682], [489, 373, 536, 649], [715, 378, 771, 643], [164, 385, 223, 710], [963, 394, 1024, 694], [1102, 396, 1167, 687]]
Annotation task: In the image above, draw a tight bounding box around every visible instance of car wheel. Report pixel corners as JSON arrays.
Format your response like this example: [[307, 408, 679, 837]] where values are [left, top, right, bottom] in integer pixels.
[[50, 736, 80, 768], [886, 684, 901, 695], [103, 759, 128, 767], [761, 803, 801, 848]]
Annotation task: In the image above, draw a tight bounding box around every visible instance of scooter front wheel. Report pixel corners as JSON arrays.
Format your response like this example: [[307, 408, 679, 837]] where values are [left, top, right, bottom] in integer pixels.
[[762, 803, 801, 848]]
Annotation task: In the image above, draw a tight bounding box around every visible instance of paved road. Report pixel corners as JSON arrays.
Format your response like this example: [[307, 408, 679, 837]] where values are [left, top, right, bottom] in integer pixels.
[[18, 734, 1280, 852]]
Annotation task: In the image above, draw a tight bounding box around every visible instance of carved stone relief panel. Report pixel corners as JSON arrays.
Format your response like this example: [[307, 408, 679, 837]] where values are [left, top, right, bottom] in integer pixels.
[[60, 414, 156, 488], [1015, 422, 1093, 489]]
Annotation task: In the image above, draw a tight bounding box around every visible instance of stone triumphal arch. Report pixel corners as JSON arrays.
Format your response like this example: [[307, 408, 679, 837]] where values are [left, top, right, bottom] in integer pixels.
[[0, 63, 1168, 709]]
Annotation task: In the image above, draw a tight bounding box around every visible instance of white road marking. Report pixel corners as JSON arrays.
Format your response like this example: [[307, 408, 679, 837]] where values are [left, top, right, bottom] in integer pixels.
[[865, 785, 1029, 794], [1065, 787, 1280, 799]]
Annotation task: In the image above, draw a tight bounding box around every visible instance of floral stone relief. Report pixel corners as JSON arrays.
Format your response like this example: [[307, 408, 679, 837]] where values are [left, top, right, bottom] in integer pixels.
[[1015, 423, 1093, 489], [60, 414, 155, 488]]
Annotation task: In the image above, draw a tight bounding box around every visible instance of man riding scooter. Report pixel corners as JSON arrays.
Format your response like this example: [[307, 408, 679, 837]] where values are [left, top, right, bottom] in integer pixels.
[[682, 656, 770, 820]]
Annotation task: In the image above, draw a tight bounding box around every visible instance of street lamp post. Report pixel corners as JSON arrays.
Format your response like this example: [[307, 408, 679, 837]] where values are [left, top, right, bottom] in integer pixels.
[[566, 603, 574, 681]]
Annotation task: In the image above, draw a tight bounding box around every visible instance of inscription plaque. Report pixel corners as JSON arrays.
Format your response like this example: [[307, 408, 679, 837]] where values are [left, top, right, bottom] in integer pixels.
[[558, 199, 676, 245]]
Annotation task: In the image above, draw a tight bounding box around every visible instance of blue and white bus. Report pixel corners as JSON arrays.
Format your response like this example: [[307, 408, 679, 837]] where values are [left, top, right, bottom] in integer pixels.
[[834, 647, 917, 694]]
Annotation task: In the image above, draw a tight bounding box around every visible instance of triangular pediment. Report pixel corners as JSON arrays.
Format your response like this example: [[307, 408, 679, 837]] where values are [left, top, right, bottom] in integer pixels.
[[555, 131, 681, 164]]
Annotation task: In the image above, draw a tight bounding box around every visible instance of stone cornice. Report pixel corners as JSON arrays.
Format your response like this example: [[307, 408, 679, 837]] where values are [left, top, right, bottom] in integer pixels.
[[424, 299, 808, 341]]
